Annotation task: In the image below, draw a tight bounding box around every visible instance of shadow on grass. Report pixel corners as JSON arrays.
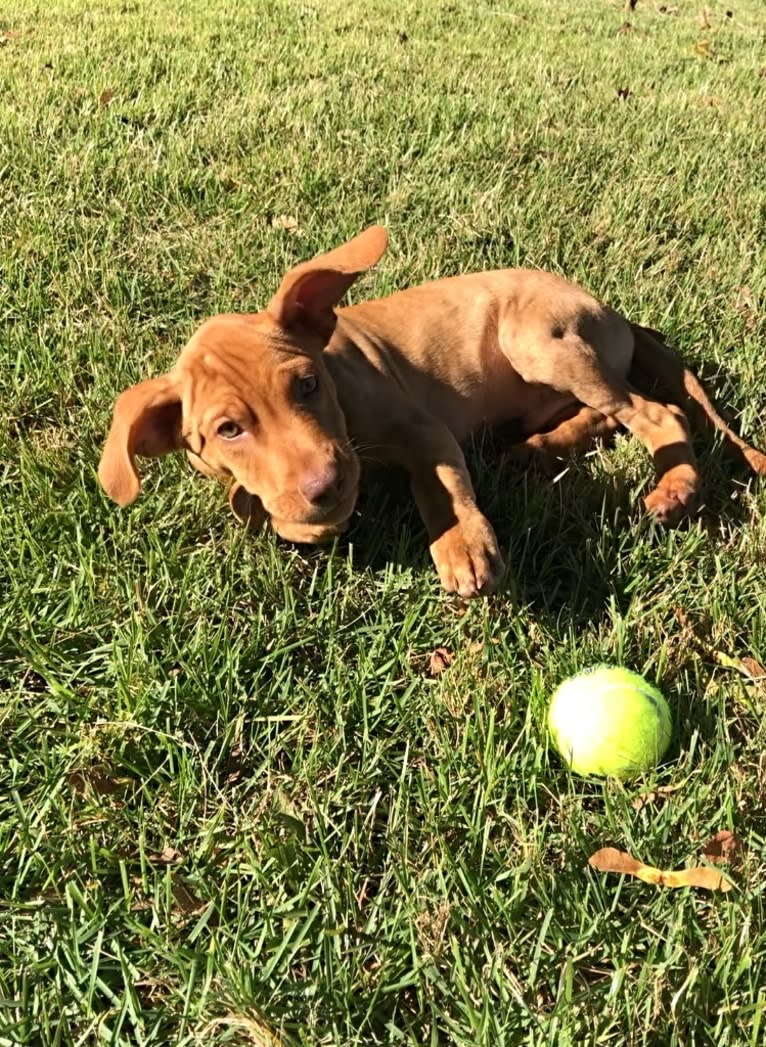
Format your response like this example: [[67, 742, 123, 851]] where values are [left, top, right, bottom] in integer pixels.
[[316, 428, 763, 628]]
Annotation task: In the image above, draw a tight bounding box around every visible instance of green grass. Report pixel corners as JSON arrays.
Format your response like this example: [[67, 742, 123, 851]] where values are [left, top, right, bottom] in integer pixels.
[[2, 0, 766, 1043]]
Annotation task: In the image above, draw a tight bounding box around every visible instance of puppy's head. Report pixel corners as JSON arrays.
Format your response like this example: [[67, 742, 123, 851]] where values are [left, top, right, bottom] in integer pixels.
[[98, 225, 388, 541]]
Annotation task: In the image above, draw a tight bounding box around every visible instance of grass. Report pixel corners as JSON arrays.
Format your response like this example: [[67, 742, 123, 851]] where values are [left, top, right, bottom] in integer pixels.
[[2, 0, 766, 1042]]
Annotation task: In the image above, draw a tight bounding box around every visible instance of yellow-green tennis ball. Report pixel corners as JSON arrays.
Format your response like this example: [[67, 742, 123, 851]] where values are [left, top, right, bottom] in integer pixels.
[[548, 665, 672, 778]]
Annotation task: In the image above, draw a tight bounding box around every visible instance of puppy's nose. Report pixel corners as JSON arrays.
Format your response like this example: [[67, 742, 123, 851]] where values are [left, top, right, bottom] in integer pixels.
[[299, 461, 343, 506]]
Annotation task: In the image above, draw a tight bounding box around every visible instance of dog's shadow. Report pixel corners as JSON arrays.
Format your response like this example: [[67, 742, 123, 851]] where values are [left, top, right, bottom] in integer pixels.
[[328, 430, 760, 627]]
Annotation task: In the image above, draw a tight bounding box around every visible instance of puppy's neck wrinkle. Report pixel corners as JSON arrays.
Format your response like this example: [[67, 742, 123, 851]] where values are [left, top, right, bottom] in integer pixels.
[[331, 310, 384, 357], [331, 312, 418, 394]]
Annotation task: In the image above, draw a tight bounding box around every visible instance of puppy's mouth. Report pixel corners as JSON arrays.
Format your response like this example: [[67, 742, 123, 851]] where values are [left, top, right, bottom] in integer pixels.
[[273, 518, 350, 545], [230, 475, 359, 544], [273, 481, 359, 542], [300, 474, 358, 523]]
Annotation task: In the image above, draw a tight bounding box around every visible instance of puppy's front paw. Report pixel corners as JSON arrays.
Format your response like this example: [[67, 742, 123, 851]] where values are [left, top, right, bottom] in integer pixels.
[[430, 515, 505, 598], [644, 474, 699, 525]]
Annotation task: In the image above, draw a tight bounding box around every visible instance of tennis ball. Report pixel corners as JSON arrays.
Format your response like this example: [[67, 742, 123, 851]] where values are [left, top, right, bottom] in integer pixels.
[[548, 665, 672, 778]]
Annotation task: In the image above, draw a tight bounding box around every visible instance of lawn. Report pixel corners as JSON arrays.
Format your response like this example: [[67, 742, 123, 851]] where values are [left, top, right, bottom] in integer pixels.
[[1, 0, 766, 1043]]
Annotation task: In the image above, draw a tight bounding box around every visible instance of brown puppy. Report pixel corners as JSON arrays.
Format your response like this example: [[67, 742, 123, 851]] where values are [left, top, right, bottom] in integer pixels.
[[99, 226, 766, 597]]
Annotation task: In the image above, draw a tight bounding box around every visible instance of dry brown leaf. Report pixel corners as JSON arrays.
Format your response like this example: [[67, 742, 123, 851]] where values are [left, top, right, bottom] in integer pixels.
[[630, 783, 680, 811], [589, 846, 733, 892], [99, 88, 115, 107], [660, 867, 733, 890], [694, 39, 712, 57], [429, 647, 454, 676], [171, 875, 204, 914], [151, 845, 182, 865], [740, 657, 766, 680], [714, 650, 766, 685], [589, 847, 644, 876], [414, 901, 451, 959], [68, 770, 126, 796], [735, 287, 758, 332], [702, 829, 743, 865]]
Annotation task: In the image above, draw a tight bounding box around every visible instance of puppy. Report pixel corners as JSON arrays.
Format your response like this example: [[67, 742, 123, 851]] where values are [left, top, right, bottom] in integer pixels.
[[99, 226, 766, 596]]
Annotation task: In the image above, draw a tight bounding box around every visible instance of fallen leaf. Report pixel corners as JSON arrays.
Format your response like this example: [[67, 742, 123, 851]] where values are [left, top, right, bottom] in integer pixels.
[[151, 845, 182, 865], [694, 39, 712, 57], [714, 650, 742, 671], [429, 647, 454, 676], [99, 88, 115, 107], [271, 214, 301, 233], [736, 285, 755, 314], [590, 848, 643, 876], [630, 783, 680, 811], [702, 830, 743, 864], [171, 875, 204, 914], [714, 650, 766, 685], [740, 657, 766, 680], [732, 286, 757, 330], [589, 846, 734, 892], [661, 867, 733, 890], [68, 770, 127, 796]]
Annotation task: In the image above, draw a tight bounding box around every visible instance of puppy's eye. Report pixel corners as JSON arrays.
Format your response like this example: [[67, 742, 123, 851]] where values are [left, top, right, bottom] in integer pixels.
[[299, 374, 319, 398], [217, 421, 242, 440]]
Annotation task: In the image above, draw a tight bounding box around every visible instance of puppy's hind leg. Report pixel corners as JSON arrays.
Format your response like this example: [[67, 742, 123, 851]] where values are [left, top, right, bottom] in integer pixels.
[[610, 392, 700, 524], [505, 405, 621, 474], [630, 323, 766, 477], [502, 328, 701, 524]]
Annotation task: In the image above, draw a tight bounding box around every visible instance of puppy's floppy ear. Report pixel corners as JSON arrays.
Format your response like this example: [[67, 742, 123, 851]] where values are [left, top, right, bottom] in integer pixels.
[[98, 374, 183, 505], [267, 224, 388, 335]]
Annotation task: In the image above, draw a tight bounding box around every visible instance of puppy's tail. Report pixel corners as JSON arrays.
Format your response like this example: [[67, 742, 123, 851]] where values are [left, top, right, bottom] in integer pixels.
[[629, 322, 766, 475]]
